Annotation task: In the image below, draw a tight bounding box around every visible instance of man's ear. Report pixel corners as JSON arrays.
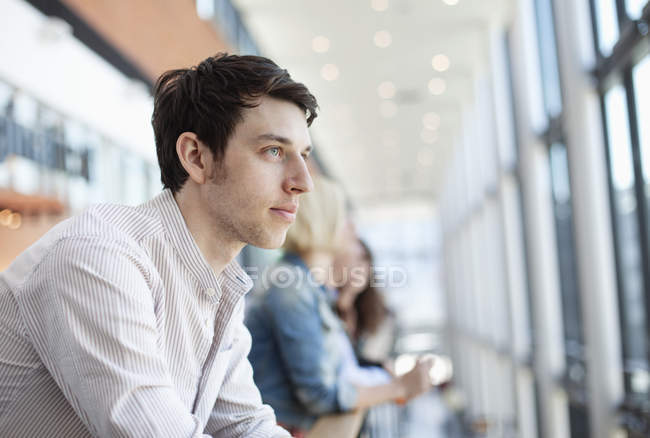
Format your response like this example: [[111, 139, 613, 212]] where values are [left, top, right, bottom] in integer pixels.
[[176, 132, 212, 185]]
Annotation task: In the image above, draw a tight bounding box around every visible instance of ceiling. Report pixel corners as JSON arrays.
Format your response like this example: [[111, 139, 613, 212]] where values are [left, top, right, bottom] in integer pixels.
[[232, 0, 512, 211]]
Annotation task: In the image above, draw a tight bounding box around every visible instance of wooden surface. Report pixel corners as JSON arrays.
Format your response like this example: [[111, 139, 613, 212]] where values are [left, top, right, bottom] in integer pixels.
[[305, 409, 366, 438]]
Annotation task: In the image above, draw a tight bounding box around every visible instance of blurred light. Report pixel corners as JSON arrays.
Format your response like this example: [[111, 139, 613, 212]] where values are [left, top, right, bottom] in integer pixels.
[[196, 0, 215, 19], [443, 0, 459, 5], [421, 129, 439, 144], [0, 209, 11, 226], [379, 100, 398, 118], [321, 64, 340, 81], [422, 112, 441, 130], [426, 354, 454, 385], [395, 353, 454, 386], [418, 147, 435, 166], [312, 36, 330, 53], [371, 0, 389, 11], [432, 54, 450, 72], [395, 354, 417, 376], [632, 370, 650, 393], [373, 30, 392, 48], [378, 81, 396, 99], [428, 77, 446, 95]]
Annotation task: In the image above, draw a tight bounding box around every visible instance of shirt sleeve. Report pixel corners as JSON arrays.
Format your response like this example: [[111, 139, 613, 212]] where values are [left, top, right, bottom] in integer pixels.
[[264, 282, 358, 415], [203, 302, 290, 438], [15, 236, 210, 438]]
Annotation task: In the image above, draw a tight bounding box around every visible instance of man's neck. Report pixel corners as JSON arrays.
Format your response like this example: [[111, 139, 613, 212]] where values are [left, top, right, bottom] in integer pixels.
[[173, 189, 244, 276]]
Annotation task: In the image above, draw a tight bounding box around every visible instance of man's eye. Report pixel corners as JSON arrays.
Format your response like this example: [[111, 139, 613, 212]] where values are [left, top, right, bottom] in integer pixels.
[[267, 147, 281, 157]]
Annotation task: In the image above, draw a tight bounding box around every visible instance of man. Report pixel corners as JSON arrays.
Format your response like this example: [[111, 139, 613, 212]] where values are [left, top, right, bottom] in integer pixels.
[[0, 53, 317, 437]]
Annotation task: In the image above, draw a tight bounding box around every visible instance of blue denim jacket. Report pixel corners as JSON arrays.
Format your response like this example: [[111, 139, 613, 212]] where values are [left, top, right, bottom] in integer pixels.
[[245, 253, 358, 430]]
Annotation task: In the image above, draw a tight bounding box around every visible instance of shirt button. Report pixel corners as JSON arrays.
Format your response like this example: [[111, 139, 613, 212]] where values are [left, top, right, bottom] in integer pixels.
[[205, 288, 216, 297], [204, 317, 211, 328]]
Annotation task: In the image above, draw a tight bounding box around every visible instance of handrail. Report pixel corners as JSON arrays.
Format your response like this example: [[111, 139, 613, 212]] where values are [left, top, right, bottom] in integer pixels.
[[305, 409, 367, 438]]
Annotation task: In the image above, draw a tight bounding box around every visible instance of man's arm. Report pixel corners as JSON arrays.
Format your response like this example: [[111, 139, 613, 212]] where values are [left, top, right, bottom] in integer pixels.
[[203, 303, 290, 437], [16, 236, 210, 437]]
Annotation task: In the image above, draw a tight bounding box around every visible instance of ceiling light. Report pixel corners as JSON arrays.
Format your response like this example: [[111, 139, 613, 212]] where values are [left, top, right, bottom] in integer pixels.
[[371, 0, 389, 11], [442, 0, 459, 5], [379, 100, 397, 118], [312, 36, 330, 53], [420, 129, 439, 144], [321, 64, 339, 81], [428, 77, 446, 95], [418, 147, 435, 166], [422, 112, 441, 130], [432, 54, 450, 72], [374, 30, 392, 48], [378, 81, 396, 99]]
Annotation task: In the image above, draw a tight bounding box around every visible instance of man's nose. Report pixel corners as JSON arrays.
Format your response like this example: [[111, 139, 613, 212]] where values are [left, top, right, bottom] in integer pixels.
[[285, 155, 314, 194]]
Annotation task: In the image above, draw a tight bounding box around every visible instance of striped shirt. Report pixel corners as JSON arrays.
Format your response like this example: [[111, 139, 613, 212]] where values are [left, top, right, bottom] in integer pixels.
[[0, 189, 289, 437]]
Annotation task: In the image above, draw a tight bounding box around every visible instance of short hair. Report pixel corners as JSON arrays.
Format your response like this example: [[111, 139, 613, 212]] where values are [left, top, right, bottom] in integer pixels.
[[284, 175, 347, 254], [151, 53, 319, 193]]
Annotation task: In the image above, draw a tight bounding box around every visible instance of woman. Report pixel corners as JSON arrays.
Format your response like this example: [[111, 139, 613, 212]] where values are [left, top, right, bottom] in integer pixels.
[[245, 175, 432, 434], [333, 238, 395, 367]]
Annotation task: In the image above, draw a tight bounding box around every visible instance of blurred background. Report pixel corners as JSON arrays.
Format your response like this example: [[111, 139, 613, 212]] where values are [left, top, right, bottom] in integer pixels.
[[1, 0, 649, 437]]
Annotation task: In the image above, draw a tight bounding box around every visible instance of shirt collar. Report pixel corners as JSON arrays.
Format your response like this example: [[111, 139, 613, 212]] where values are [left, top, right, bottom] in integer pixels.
[[148, 189, 253, 302]]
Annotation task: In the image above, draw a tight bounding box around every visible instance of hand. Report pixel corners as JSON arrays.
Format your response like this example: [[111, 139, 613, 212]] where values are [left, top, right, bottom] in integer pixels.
[[396, 356, 434, 402]]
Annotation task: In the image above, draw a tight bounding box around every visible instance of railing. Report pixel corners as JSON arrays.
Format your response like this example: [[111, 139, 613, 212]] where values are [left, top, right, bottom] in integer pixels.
[[305, 409, 366, 438]]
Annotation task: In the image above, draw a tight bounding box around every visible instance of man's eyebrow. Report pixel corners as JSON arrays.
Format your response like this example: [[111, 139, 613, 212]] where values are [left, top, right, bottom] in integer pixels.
[[255, 133, 292, 145]]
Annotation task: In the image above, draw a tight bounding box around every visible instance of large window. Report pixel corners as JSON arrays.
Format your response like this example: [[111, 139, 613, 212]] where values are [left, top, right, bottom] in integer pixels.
[[590, 0, 650, 436], [534, 0, 591, 435]]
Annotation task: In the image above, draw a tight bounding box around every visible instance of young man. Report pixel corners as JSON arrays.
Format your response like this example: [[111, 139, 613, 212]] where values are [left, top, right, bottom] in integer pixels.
[[0, 53, 317, 437]]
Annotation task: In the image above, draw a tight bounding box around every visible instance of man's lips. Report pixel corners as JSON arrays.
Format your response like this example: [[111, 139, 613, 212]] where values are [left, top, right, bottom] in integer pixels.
[[270, 205, 297, 221]]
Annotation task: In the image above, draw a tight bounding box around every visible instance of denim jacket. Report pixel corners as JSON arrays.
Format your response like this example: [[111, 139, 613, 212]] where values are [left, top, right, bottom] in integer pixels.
[[245, 253, 358, 430]]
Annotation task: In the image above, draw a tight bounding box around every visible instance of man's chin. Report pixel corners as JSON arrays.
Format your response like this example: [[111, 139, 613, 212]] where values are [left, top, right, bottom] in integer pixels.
[[249, 231, 287, 250]]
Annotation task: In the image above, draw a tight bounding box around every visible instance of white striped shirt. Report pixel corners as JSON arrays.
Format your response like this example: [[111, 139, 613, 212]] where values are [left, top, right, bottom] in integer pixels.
[[0, 189, 289, 437]]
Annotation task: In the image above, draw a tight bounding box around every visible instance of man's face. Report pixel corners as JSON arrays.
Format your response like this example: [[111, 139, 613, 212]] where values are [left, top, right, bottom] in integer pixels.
[[201, 96, 314, 249]]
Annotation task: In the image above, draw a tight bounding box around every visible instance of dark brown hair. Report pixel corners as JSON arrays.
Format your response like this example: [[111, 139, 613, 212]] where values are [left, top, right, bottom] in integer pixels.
[[151, 53, 318, 193], [354, 240, 389, 338]]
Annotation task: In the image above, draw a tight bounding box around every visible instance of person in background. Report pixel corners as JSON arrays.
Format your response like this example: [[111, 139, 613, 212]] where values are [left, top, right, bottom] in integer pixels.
[[333, 238, 394, 364], [0, 53, 316, 437], [245, 175, 433, 436]]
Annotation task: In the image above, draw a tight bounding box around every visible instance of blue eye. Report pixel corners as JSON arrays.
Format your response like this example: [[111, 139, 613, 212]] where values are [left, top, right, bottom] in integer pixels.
[[267, 147, 281, 157]]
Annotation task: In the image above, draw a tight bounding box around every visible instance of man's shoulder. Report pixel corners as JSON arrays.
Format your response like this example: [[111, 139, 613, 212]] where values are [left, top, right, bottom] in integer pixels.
[[77, 201, 162, 241], [1, 201, 162, 291]]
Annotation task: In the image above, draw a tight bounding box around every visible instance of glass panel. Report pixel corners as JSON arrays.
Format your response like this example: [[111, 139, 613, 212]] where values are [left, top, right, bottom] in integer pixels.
[[534, 0, 563, 117], [626, 0, 648, 19], [549, 143, 584, 352], [594, 0, 620, 56], [604, 84, 649, 390], [633, 56, 650, 211]]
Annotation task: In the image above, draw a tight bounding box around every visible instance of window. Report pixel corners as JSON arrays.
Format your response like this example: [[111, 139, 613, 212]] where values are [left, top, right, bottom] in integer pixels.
[[534, 0, 591, 435], [590, 0, 650, 435]]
